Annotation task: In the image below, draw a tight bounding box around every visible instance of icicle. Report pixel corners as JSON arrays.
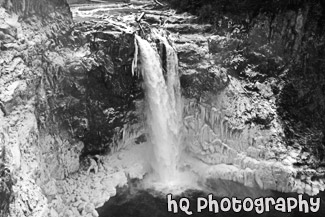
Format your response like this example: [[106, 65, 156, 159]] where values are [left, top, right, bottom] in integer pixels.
[[220, 117, 224, 140], [224, 120, 228, 140], [208, 128, 213, 143], [132, 37, 139, 77], [229, 127, 234, 140], [204, 107, 209, 124], [213, 110, 220, 135], [200, 104, 205, 122], [210, 107, 217, 127], [200, 124, 209, 144]]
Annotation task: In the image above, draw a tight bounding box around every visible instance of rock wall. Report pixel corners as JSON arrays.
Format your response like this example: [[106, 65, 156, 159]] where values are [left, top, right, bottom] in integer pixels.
[[71, 21, 143, 154], [165, 0, 325, 165], [160, 0, 325, 194], [1, 0, 147, 215], [0, 0, 76, 216]]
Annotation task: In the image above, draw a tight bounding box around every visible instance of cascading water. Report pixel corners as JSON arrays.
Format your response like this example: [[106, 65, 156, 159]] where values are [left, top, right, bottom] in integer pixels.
[[134, 32, 182, 184]]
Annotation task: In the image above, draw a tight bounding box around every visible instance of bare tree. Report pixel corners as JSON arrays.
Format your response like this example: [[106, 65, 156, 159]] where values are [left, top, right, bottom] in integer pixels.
[[153, 0, 164, 6]]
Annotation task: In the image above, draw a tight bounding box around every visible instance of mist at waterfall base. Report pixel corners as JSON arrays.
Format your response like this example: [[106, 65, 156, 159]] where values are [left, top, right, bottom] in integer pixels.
[[96, 33, 325, 217]]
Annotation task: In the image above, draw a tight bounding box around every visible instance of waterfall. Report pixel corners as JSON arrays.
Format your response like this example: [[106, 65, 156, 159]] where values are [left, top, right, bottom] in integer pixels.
[[134, 33, 182, 184]]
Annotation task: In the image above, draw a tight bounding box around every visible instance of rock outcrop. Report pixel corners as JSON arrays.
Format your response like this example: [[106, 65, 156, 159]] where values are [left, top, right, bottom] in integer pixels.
[[1, 0, 75, 215], [0, 0, 144, 216], [164, 0, 325, 169], [158, 0, 325, 195]]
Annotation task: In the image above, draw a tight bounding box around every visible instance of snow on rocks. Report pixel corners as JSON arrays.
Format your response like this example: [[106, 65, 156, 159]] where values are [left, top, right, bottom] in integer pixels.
[[47, 143, 148, 217]]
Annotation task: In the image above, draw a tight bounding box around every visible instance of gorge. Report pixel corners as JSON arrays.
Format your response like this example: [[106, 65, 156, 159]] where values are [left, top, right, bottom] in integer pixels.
[[1, 0, 325, 217]]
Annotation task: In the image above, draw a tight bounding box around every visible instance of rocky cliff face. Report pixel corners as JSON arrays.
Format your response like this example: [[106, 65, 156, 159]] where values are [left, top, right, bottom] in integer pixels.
[[165, 0, 325, 164], [161, 0, 325, 194], [0, 0, 145, 216], [1, 0, 74, 216]]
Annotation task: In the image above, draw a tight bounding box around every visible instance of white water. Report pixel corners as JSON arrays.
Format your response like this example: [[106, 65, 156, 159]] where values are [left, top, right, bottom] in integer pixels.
[[134, 33, 182, 184]]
